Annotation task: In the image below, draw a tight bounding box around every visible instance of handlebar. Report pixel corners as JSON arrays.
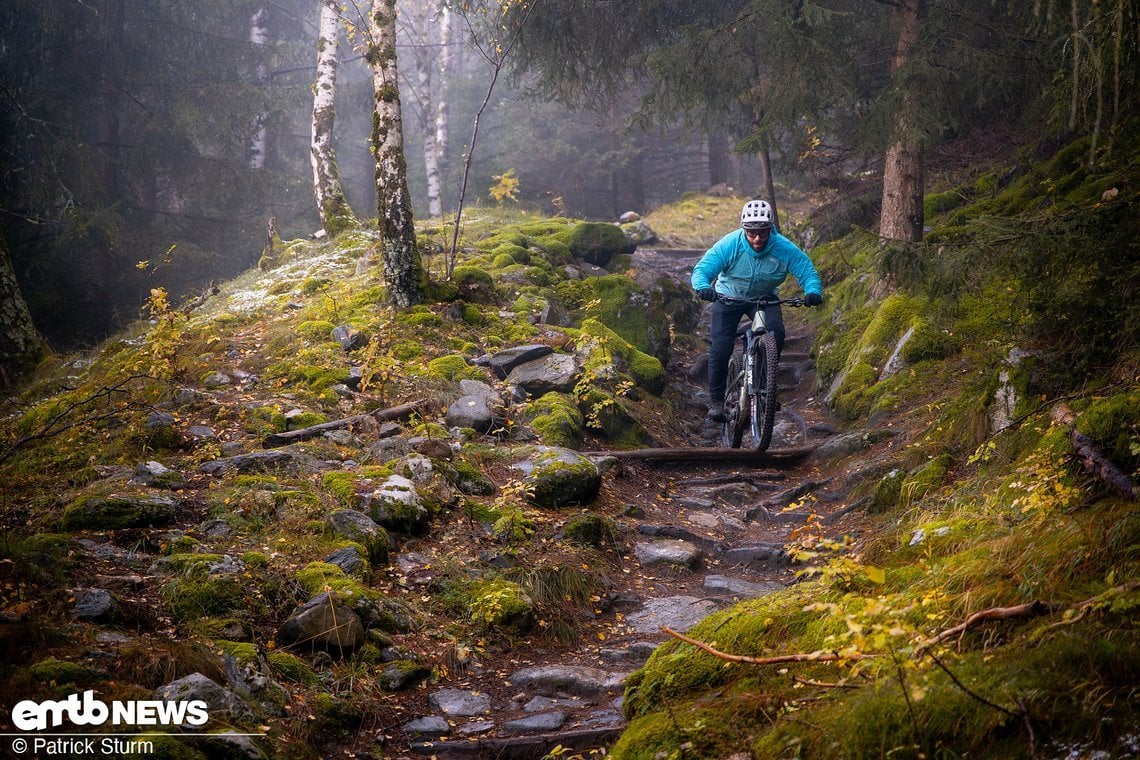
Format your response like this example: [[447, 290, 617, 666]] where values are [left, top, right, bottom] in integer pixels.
[[716, 294, 809, 308]]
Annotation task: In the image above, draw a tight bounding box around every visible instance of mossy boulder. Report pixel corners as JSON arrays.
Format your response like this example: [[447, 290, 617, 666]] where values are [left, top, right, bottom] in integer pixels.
[[901, 454, 953, 507], [61, 492, 182, 531], [30, 658, 102, 686], [579, 318, 667, 394], [558, 275, 672, 364], [426, 354, 485, 382], [469, 578, 535, 634], [527, 392, 586, 449], [563, 512, 617, 547], [452, 266, 498, 303], [510, 446, 602, 509], [560, 222, 635, 267], [363, 474, 431, 535]]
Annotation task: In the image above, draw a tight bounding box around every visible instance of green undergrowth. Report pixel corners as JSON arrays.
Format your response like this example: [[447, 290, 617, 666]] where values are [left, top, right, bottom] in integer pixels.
[[610, 132, 1139, 759]]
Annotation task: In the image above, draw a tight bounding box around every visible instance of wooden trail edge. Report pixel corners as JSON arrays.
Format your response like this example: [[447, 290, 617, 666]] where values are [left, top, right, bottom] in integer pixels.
[[263, 399, 433, 448], [581, 444, 816, 464], [1050, 402, 1139, 500]]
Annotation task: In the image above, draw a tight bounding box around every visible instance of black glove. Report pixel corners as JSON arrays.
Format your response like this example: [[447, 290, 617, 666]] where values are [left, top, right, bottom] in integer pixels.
[[805, 292, 823, 307], [698, 287, 717, 302]]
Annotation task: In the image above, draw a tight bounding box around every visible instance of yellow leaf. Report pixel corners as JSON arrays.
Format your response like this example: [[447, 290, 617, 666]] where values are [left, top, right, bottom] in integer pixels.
[[863, 566, 886, 584]]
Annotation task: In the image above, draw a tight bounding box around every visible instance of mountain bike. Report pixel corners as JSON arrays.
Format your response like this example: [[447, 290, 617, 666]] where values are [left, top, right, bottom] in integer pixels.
[[719, 295, 807, 452]]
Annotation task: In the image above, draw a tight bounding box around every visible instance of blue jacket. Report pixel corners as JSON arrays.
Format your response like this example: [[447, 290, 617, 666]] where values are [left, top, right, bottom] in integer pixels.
[[691, 229, 822, 299]]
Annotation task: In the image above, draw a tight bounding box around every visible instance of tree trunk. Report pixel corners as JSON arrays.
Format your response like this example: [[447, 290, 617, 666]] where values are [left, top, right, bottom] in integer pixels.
[[707, 128, 728, 189], [879, 0, 926, 243], [435, 6, 453, 180], [311, 0, 354, 234], [248, 6, 270, 170], [408, 4, 443, 219], [0, 232, 45, 384], [100, 0, 125, 197], [369, 0, 423, 307], [750, 79, 780, 228]]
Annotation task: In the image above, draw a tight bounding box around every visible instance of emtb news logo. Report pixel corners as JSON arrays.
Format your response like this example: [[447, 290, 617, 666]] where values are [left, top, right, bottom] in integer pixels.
[[11, 690, 209, 730]]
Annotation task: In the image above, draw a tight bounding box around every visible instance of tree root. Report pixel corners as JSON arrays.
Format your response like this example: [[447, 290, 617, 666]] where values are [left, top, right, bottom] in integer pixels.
[[1050, 402, 1139, 500]]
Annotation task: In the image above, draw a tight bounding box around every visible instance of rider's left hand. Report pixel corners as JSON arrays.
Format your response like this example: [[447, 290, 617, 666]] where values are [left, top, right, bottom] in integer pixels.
[[805, 292, 823, 307]]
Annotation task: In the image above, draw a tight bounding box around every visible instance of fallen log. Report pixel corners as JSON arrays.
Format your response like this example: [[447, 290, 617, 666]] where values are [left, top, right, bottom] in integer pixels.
[[263, 398, 432, 448], [918, 600, 1051, 651], [1050, 403, 1139, 500], [580, 445, 815, 464]]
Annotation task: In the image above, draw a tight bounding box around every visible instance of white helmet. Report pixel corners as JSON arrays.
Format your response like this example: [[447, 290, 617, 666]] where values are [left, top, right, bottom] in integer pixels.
[[740, 199, 774, 230]]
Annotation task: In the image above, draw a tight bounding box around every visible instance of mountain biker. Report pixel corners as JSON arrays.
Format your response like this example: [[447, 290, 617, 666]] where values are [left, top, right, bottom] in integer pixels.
[[691, 198, 823, 423]]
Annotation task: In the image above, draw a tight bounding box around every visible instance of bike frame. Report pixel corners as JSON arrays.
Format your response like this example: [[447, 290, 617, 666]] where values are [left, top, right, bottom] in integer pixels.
[[718, 295, 806, 451]]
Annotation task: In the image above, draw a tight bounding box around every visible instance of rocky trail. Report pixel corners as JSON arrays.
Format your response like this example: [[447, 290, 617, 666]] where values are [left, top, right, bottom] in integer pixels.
[[385, 251, 872, 758]]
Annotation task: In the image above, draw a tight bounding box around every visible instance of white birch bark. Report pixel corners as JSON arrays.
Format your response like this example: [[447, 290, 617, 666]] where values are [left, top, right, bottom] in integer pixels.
[[435, 6, 452, 164], [370, 0, 422, 306], [248, 7, 269, 170], [311, 0, 353, 233]]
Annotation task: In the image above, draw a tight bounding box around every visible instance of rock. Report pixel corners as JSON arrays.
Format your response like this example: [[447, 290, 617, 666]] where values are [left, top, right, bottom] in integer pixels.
[[130, 461, 187, 489], [634, 539, 702, 569], [813, 429, 897, 462], [325, 546, 368, 576], [505, 353, 581, 396], [621, 220, 658, 246], [488, 344, 554, 379], [619, 211, 641, 223], [380, 660, 431, 691], [722, 544, 789, 565], [503, 711, 567, 734], [199, 448, 321, 476], [445, 393, 499, 433], [508, 665, 611, 697], [404, 716, 450, 736], [625, 596, 721, 634], [702, 575, 783, 599], [331, 324, 369, 352], [277, 593, 365, 653], [510, 447, 601, 508], [564, 222, 636, 267], [326, 510, 387, 565], [74, 588, 117, 621], [429, 688, 492, 717], [154, 673, 248, 722], [61, 492, 182, 530], [362, 474, 429, 535]]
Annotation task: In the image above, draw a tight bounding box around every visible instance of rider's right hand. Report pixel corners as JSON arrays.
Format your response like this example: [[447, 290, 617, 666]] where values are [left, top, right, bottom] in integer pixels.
[[698, 287, 717, 302]]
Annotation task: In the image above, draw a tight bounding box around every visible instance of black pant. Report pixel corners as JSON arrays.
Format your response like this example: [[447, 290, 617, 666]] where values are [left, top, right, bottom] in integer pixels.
[[707, 297, 785, 404]]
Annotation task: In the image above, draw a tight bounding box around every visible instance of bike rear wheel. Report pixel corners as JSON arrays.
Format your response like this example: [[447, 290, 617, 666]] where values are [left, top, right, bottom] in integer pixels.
[[721, 352, 746, 448], [747, 333, 780, 452]]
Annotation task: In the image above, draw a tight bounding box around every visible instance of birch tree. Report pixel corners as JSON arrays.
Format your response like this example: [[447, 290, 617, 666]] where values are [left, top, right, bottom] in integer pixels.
[[401, 0, 445, 218], [248, 6, 270, 170], [312, 0, 355, 234], [368, 0, 423, 307]]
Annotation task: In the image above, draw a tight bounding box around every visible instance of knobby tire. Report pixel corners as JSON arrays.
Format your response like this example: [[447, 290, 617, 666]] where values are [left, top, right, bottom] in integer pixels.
[[748, 333, 779, 452]]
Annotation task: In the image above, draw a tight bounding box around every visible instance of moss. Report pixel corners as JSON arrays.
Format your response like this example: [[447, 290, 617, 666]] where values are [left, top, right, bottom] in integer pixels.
[[426, 354, 484, 381], [559, 222, 635, 264], [163, 575, 245, 621], [267, 651, 321, 686], [391, 340, 424, 361], [563, 512, 616, 547], [61, 492, 179, 531], [297, 320, 337, 341], [240, 551, 270, 568], [469, 578, 535, 634], [900, 454, 953, 507], [527, 392, 586, 449], [301, 277, 332, 294], [448, 459, 495, 495], [29, 658, 101, 686], [395, 308, 445, 329], [867, 468, 905, 514], [157, 553, 225, 575], [451, 266, 498, 303], [214, 640, 257, 663], [1075, 390, 1140, 474], [320, 466, 393, 509]]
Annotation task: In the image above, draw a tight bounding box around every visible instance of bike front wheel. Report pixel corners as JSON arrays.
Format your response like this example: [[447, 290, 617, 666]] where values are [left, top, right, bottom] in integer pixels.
[[747, 333, 780, 452]]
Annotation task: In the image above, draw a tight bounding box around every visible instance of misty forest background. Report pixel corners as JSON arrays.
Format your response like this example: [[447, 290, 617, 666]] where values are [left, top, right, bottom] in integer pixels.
[[1, 0, 1136, 353]]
